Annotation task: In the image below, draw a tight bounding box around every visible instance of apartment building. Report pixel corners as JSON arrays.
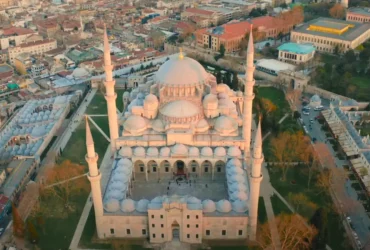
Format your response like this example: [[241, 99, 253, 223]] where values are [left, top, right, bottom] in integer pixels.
[[8, 39, 57, 64], [0, 26, 35, 50]]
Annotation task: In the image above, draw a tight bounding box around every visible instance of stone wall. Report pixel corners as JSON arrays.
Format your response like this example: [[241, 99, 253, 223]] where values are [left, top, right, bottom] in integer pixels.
[[304, 85, 350, 102]]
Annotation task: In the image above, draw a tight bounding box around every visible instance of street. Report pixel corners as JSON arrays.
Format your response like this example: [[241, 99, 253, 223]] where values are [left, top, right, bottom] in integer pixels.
[[298, 98, 370, 248]]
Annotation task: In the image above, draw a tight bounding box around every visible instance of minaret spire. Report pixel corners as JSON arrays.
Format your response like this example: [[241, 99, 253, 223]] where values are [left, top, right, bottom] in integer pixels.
[[103, 23, 119, 152], [85, 118, 104, 238], [243, 24, 255, 156], [248, 118, 264, 241]]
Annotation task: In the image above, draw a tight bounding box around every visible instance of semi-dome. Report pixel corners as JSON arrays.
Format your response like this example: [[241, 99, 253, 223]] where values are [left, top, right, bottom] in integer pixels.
[[201, 147, 213, 157], [216, 199, 232, 213], [134, 147, 146, 157], [230, 191, 248, 201], [104, 199, 120, 212], [214, 116, 238, 134], [118, 158, 133, 167], [232, 200, 248, 212], [202, 199, 216, 213], [214, 147, 226, 157], [136, 199, 149, 212], [227, 158, 242, 168], [160, 147, 171, 157], [147, 147, 159, 157], [119, 147, 132, 157], [123, 115, 147, 134], [188, 147, 200, 157], [156, 56, 208, 86], [121, 199, 135, 213], [160, 100, 200, 120], [105, 189, 124, 200], [227, 146, 242, 157], [203, 94, 218, 109], [171, 144, 188, 156], [152, 119, 165, 132]]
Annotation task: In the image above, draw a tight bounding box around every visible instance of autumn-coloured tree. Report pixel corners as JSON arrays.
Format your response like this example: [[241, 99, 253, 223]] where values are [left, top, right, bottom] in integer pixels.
[[329, 4, 345, 19], [27, 220, 39, 243], [270, 131, 311, 180], [43, 160, 87, 207], [288, 192, 317, 213], [257, 213, 317, 250], [12, 203, 25, 238], [261, 98, 277, 115]]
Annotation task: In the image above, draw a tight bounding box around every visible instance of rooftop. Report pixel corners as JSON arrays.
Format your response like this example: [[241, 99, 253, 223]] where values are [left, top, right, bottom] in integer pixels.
[[293, 17, 370, 41], [348, 7, 370, 17], [2, 159, 35, 197], [256, 59, 296, 72], [278, 42, 315, 54], [0, 64, 12, 73]]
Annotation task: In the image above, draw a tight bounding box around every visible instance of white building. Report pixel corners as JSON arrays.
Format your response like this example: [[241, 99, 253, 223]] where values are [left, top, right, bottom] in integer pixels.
[[278, 42, 315, 65], [86, 26, 263, 245]]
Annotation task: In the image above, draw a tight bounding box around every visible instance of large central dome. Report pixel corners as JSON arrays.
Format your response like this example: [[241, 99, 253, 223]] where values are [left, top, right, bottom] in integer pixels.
[[155, 55, 208, 86]]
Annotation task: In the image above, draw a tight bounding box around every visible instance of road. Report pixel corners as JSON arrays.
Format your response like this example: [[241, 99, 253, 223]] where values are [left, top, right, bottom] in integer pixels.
[[298, 97, 370, 249]]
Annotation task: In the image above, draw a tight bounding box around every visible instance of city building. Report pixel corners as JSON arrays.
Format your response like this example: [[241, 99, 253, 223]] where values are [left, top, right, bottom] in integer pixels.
[[36, 19, 59, 38], [277, 42, 315, 64], [0, 0, 15, 8], [0, 26, 35, 50], [0, 194, 10, 221], [195, 16, 297, 52], [0, 63, 13, 83], [291, 17, 370, 53], [87, 26, 263, 244], [346, 7, 370, 23], [255, 59, 296, 81], [8, 39, 57, 64], [181, 8, 222, 27], [14, 53, 32, 75]]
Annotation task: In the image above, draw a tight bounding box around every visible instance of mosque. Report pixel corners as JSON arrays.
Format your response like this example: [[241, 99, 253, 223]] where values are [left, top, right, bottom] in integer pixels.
[[84, 25, 264, 245]]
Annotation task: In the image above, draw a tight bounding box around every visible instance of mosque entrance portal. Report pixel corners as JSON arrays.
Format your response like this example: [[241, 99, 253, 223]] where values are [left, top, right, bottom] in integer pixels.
[[172, 221, 180, 240], [175, 160, 185, 175]]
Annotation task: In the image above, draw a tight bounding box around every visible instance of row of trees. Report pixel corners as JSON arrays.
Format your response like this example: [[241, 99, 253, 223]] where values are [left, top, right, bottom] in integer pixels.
[[215, 70, 239, 91]]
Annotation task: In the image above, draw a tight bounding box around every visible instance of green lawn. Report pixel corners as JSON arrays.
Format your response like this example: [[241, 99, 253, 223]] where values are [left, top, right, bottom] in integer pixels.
[[270, 195, 292, 216], [268, 165, 352, 250], [352, 76, 370, 101], [255, 87, 290, 120]]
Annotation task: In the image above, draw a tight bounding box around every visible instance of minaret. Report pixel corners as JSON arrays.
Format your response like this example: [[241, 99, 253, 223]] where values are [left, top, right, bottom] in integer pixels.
[[103, 24, 119, 152], [248, 119, 264, 241], [243, 25, 255, 156], [85, 117, 104, 238]]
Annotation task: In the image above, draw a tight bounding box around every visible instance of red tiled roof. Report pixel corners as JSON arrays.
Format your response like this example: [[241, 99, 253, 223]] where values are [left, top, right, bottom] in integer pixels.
[[251, 16, 284, 29], [3, 26, 34, 36], [185, 8, 215, 16], [57, 71, 72, 77], [37, 19, 58, 29], [148, 16, 168, 24], [17, 39, 56, 49]]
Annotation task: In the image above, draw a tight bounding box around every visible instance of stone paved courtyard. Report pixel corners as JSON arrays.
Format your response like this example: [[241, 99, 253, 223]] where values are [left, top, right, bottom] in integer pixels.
[[131, 175, 228, 201]]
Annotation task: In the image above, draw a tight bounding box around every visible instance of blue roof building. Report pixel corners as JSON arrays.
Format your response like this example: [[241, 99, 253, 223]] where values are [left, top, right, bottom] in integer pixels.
[[277, 42, 315, 65]]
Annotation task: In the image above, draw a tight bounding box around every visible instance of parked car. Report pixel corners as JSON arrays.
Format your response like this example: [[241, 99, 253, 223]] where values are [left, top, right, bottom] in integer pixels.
[[303, 111, 310, 116], [303, 106, 311, 110], [309, 119, 314, 123]]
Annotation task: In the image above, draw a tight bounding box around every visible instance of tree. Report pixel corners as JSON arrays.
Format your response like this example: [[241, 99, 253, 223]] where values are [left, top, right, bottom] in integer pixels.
[[216, 71, 222, 84], [270, 131, 311, 181], [130, 67, 134, 74], [329, 4, 345, 19], [344, 49, 357, 63], [43, 160, 87, 208], [257, 214, 317, 250], [140, 64, 144, 71], [231, 72, 239, 90], [223, 71, 231, 86], [334, 45, 340, 55], [310, 208, 328, 250], [260, 98, 277, 115], [293, 111, 301, 119], [288, 192, 317, 212], [27, 220, 39, 243], [12, 203, 25, 238], [219, 44, 225, 57]]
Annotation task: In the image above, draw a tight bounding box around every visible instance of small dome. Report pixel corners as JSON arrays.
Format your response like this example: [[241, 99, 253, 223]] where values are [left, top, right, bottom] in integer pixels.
[[216, 199, 232, 213], [134, 147, 146, 157], [136, 199, 149, 212], [104, 199, 120, 213], [216, 84, 230, 93], [201, 147, 213, 157], [203, 94, 218, 109], [72, 67, 89, 78], [121, 199, 135, 212], [151, 196, 163, 203], [230, 191, 248, 201], [123, 91, 130, 97], [218, 92, 229, 100], [227, 166, 244, 176], [118, 158, 133, 167], [214, 147, 226, 157], [214, 116, 238, 134], [160, 147, 171, 157], [232, 200, 248, 212], [188, 147, 200, 157], [147, 147, 159, 157], [227, 146, 242, 157], [137, 92, 145, 99], [123, 115, 147, 134], [171, 144, 188, 156], [187, 196, 201, 204], [160, 100, 200, 119], [229, 183, 247, 192], [228, 175, 245, 184], [202, 199, 216, 213], [227, 158, 242, 168], [145, 93, 158, 103], [196, 119, 209, 130], [119, 147, 132, 157], [152, 119, 165, 132], [311, 94, 321, 102]]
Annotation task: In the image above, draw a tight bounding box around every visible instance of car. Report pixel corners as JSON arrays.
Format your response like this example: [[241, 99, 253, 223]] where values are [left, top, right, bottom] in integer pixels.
[[309, 119, 314, 123], [303, 126, 308, 133], [356, 240, 362, 249], [303, 111, 310, 116], [352, 231, 359, 240], [299, 118, 304, 124], [346, 216, 352, 224], [303, 106, 311, 110]]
